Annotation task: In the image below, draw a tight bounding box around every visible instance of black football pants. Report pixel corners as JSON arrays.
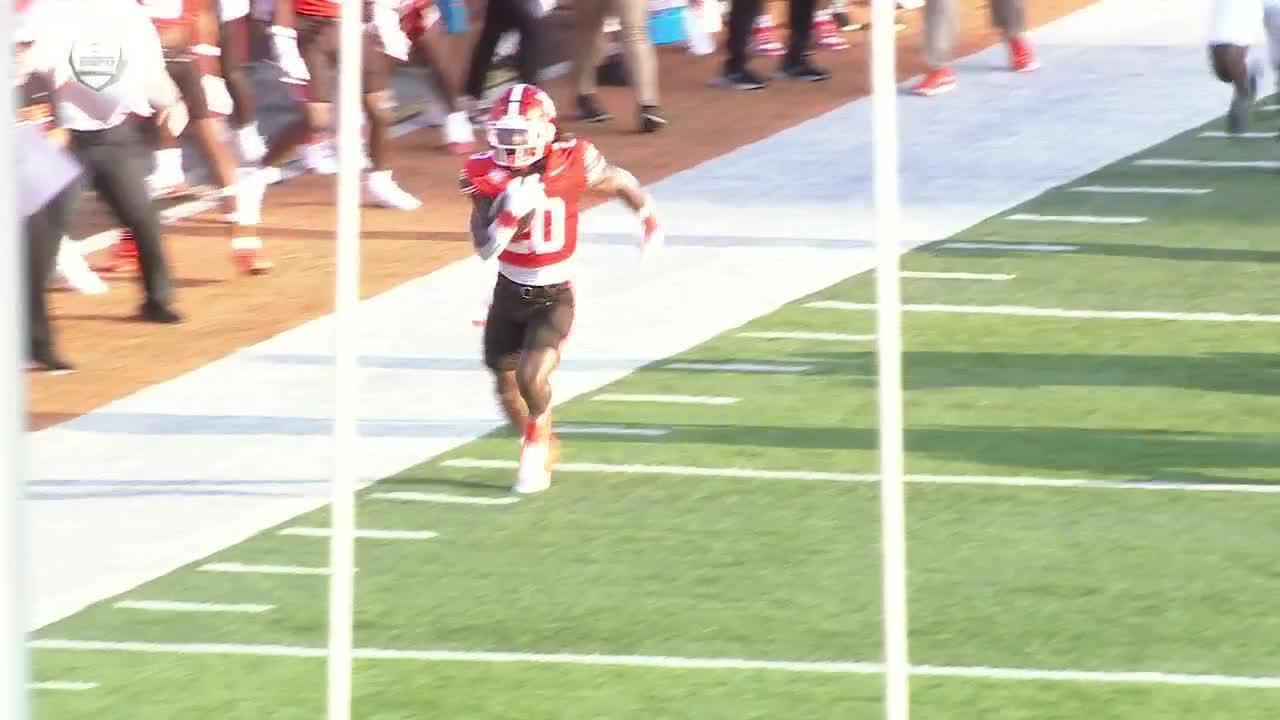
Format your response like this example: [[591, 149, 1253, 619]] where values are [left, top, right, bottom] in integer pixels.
[[725, 0, 816, 73], [25, 182, 75, 361], [68, 120, 174, 309]]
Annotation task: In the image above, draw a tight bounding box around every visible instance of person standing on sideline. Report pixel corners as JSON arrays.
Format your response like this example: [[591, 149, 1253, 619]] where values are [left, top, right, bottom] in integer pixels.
[[1205, 0, 1280, 134], [570, 0, 665, 131], [219, 0, 270, 162], [465, 0, 547, 106], [249, 0, 423, 211], [24, 0, 186, 323], [911, 0, 1038, 96], [714, 0, 831, 90], [398, 0, 476, 153]]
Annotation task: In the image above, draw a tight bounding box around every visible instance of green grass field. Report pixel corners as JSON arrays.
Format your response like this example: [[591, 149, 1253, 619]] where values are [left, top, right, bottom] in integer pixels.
[[29, 110, 1280, 718]]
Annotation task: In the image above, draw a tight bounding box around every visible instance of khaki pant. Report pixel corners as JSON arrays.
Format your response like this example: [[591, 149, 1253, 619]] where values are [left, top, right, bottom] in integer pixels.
[[572, 0, 659, 106], [924, 0, 1024, 68]]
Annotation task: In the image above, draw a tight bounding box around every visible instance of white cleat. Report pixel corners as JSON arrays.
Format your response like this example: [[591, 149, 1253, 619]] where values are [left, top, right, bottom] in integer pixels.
[[364, 171, 422, 211], [301, 140, 338, 175], [237, 129, 268, 165], [54, 239, 109, 295], [513, 441, 552, 495], [443, 111, 475, 155]]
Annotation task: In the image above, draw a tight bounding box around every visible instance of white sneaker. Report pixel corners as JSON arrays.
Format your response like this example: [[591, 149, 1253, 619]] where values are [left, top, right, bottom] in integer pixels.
[[301, 140, 338, 175], [443, 111, 475, 155], [54, 239, 108, 295], [514, 440, 551, 494], [364, 171, 422, 211], [237, 126, 268, 165], [146, 165, 187, 198]]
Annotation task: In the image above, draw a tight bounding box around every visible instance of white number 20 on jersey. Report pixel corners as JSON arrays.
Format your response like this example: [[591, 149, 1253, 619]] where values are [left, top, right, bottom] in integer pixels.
[[509, 197, 567, 255]]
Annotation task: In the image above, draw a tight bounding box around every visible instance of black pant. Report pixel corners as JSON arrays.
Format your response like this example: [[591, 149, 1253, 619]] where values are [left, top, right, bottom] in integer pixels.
[[68, 121, 174, 308], [725, 0, 815, 72], [465, 0, 543, 99], [25, 182, 76, 361]]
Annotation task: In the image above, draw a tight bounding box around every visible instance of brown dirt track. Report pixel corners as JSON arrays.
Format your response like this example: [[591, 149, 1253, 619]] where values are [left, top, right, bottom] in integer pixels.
[[29, 0, 1094, 430]]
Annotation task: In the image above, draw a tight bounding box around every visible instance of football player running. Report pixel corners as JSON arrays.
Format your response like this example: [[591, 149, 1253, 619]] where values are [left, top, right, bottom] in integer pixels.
[[459, 83, 664, 495]]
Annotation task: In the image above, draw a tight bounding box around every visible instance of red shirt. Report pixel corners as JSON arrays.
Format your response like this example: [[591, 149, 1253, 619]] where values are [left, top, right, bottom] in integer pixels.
[[296, 0, 339, 17], [460, 138, 608, 283]]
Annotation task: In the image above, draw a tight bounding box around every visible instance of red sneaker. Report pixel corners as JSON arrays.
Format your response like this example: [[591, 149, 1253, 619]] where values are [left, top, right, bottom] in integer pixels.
[[94, 231, 139, 274], [1009, 35, 1039, 72], [750, 15, 786, 56], [812, 11, 849, 51], [912, 67, 956, 96]]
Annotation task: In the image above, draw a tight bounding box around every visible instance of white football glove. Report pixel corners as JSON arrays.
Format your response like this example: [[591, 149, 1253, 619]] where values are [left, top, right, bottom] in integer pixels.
[[270, 25, 311, 85], [502, 174, 545, 219]]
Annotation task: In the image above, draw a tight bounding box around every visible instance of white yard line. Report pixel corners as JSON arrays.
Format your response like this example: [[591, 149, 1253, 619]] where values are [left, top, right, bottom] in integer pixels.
[[278, 527, 438, 540], [663, 362, 813, 373], [1261, 104, 1280, 111], [29, 681, 98, 691], [900, 271, 1014, 280], [737, 331, 876, 342], [367, 492, 520, 506], [114, 600, 274, 614], [1067, 185, 1213, 195], [28, 639, 1280, 690], [591, 394, 740, 405], [557, 425, 672, 437], [1198, 130, 1276, 138], [1135, 158, 1280, 169], [440, 459, 1280, 495], [939, 242, 1078, 252], [198, 562, 340, 576], [804, 300, 1280, 324], [1004, 213, 1147, 224]]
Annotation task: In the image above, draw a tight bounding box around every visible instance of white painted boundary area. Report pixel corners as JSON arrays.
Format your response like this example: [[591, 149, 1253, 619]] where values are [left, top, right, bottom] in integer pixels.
[[28, 682, 97, 691], [1004, 213, 1147, 224], [27, 639, 1280, 690], [939, 242, 1078, 252], [114, 601, 274, 614], [27, 0, 1241, 632], [441, 459, 1280, 495], [663, 362, 813, 373], [804, 301, 1280, 323], [1135, 158, 1280, 169], [1067, 185, 1213, 195], [737, 331, 876, 342], [1198, 131, 1276, 138], [592, 394, 740, 405]]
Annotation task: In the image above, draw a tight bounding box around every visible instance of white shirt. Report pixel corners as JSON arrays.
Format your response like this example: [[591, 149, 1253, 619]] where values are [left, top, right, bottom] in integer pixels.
[[26, 0, 174, 131]]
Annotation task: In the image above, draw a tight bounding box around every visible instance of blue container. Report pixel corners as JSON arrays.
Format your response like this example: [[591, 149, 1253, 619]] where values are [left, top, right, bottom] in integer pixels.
[[648, 7, 687, 46], [438, 0, 468, 35]]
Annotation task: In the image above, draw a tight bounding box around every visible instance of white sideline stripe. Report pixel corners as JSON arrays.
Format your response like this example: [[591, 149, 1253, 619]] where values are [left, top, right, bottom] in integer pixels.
[[900, 271, 1014, 281], [1005, 213, 1147, 224], [29, 681, 98, 691], [803, 300, 1280, 324], [663, 362, 813, 373], [1067, 185, 1213, 195], [114, 600, 273, 614], [592, 394, 739, 405], [279, 527, 438, 540], [439, 459, 1280, 494], [1198, 130, 1276, 138], [557, 425, 672, 437], [1135, 158, 1280, 169], [1262, 104, 1280, 111], [737, 331, 876, 342], [199, 562, 339, 576], [27, 639, 1280, 690], [368, 492, 520, 506], [940, 242, 1078, 252]]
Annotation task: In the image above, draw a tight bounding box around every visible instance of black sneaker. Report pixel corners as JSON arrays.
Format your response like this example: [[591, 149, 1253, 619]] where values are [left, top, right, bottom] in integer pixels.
[[140, 301, 183, 324], [576, 94, 613, 123], [777, 61, 831, 82], [639, 105, 667, 133], [711, 68, 767, 91]]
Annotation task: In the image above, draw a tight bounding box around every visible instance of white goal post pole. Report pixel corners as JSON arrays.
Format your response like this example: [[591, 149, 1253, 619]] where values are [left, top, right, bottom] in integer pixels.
[[2, 0, 32, 716], [327, 0, 364, 718], [870, 0, 910, 719]]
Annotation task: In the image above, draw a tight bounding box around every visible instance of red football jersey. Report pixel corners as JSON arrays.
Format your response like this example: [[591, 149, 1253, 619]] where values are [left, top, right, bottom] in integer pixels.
[[460, 138, 608, 286], [296, 0, 339, 17]]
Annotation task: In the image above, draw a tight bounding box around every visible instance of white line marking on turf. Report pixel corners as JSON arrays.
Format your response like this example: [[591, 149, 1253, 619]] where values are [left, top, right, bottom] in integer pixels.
[[1067, 185, 1213, 195], [1135, 158, 1280, 169], [663, 362, 813, 373], [557, 425, 672, 437], [279, 527, 438, 540], [198, 562, 340, 576], [1198, 130, 1277, 138], [592, 394, 739, 405], [900, 271, 1014, 281], [803, 301, 1280, 324], [940, 242, 1078, 252], [737, 331, 876, 342], [367, 492, 521, 505], [1005, 213, 1147, 224], [29, 681, 97, 691], [114, 600, 274, 614], [1262, 104, 1280, 111], [28, 639, 1280, 690], [441, 458, 1280, 494]]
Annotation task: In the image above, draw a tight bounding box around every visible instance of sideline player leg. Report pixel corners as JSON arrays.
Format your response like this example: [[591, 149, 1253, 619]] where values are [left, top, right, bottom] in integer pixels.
[[1208, 0, 1265, 134], [400, 0, 475, 154], [219, 0, 269, 163]]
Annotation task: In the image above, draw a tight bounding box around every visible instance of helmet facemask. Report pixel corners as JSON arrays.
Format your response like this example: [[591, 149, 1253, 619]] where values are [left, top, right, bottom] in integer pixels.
[[487, 116, 555, 169]]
